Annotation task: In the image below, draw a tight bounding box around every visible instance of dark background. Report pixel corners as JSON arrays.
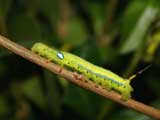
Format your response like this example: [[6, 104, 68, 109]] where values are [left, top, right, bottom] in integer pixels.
[[0, 0, 160, 120]]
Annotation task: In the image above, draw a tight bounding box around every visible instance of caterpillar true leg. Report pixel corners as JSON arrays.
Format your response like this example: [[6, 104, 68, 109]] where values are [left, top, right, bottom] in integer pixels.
[[58, 67, 63, 73], [73, 72, 85, 81], [46, 59, 51, 63], [78, 74, 85, 81], [94, 84, 99, 88], [73, 71, 79, 80], [58, 65, 64, 73]]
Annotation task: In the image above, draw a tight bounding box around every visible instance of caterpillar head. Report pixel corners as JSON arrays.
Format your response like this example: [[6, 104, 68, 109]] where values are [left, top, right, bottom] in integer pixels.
[[31, 43, 66, 65], [56, 52, 64, 60], [31, 43, 51, 55], [31, 42, 58, 59]]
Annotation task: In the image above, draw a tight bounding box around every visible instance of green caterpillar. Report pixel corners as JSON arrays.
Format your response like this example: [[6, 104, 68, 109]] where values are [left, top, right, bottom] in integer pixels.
[[31, 43, 133, 100]]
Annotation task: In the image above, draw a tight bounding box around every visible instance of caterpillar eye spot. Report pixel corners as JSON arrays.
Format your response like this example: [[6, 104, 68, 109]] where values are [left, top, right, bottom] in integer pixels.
[[57, 52, 64, 59]]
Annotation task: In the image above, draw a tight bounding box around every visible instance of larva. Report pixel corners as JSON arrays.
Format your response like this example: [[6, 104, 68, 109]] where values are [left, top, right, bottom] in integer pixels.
[[31, 43, 133, 100]]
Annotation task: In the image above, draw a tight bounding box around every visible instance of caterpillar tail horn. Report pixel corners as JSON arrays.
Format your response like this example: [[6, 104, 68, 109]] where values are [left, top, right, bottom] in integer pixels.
[[128, 64, 152, 81]]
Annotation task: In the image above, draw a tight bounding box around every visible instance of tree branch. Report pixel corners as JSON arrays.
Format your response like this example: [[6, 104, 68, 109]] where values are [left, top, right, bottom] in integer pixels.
[[0, 35, 160, 119]]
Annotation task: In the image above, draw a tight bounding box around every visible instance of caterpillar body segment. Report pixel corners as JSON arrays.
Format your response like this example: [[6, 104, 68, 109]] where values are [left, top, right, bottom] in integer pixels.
[[32, 43, 133, 100]]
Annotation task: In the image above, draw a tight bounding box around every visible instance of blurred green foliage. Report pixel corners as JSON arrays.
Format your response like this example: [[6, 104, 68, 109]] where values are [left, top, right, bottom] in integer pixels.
[[0, 0, 160, 120]]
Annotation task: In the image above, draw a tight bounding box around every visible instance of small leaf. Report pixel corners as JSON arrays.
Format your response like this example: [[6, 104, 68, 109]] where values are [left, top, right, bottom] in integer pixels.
[[120, 5, 158, 54], [121, 1, 147, 41]]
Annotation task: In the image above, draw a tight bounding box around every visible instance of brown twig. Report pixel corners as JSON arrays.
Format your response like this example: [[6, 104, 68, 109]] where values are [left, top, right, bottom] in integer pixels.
[[0, 35, 160, 119]]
